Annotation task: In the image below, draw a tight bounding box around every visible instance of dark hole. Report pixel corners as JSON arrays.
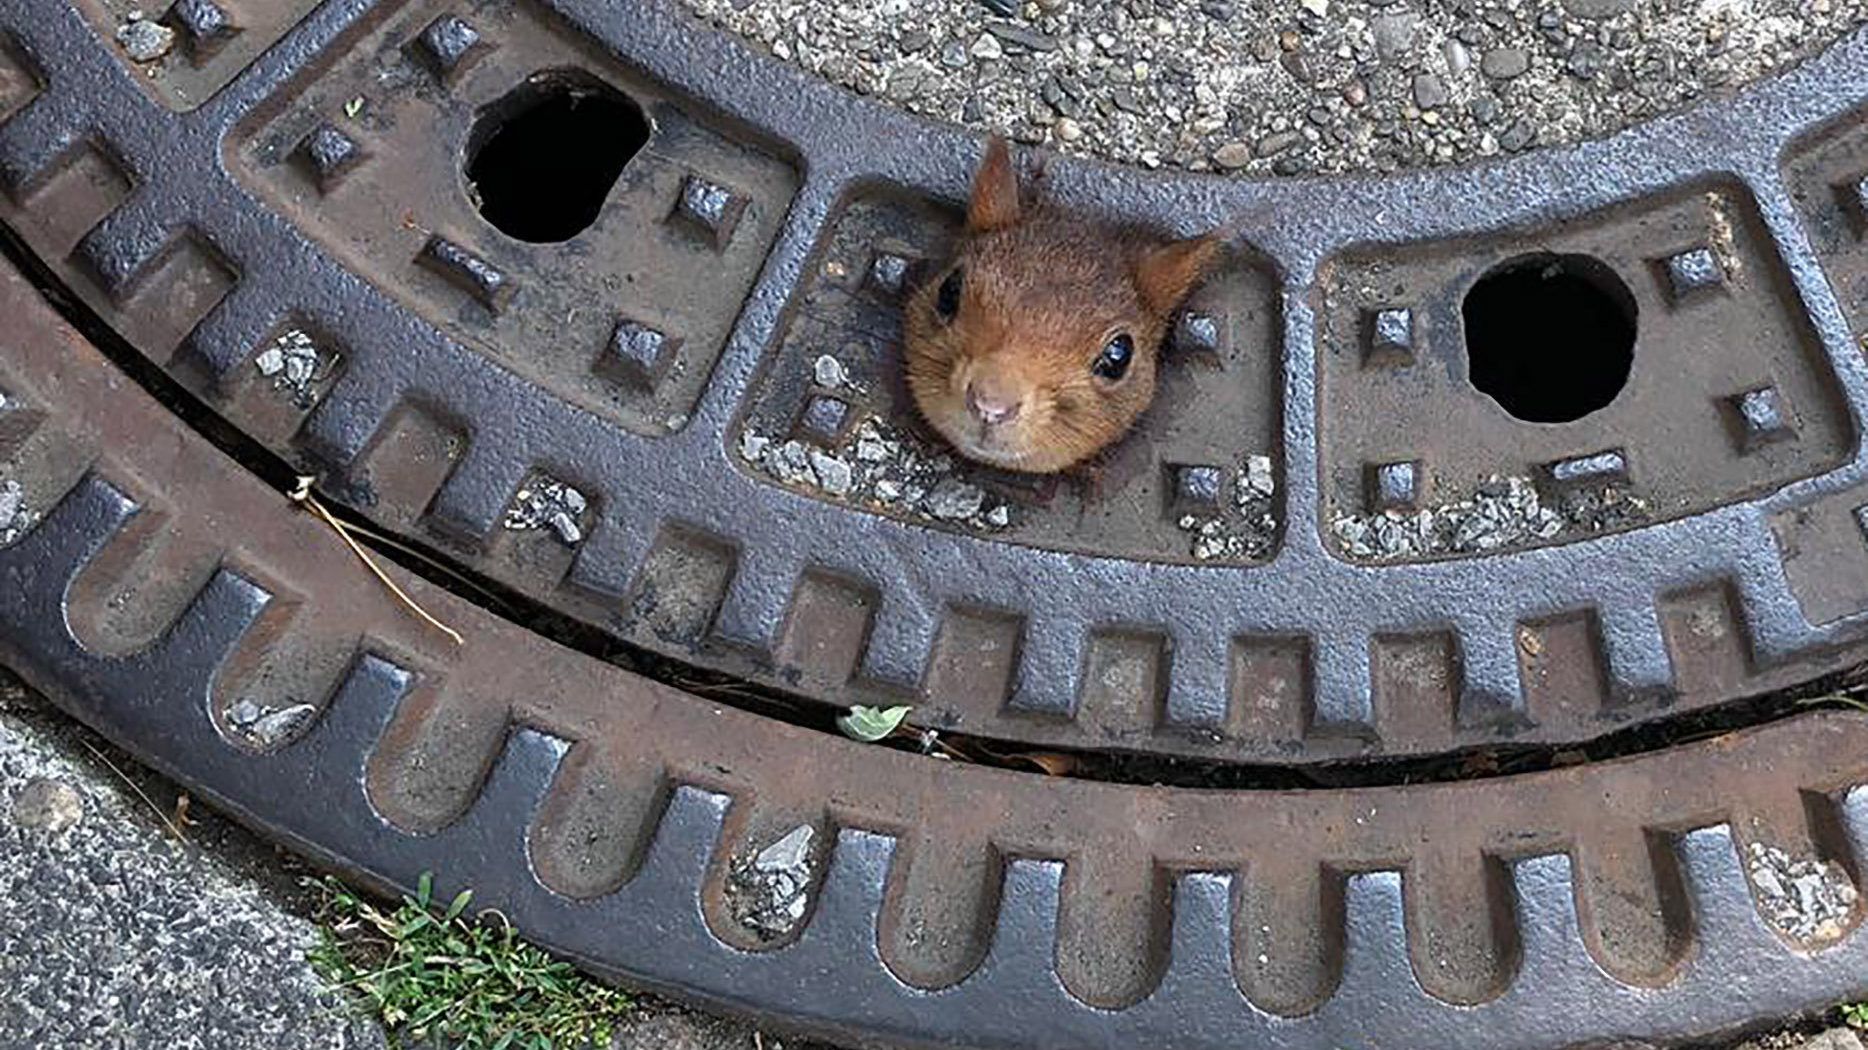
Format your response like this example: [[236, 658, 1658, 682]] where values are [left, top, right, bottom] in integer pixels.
[[1463, 253, 1637, 423], [466, 73, 647, 244]]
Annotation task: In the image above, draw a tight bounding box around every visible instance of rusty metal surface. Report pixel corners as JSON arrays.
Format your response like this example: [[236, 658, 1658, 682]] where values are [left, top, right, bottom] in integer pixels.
[[8, 255, 1868, 1048], [5, 0, 1868, 768], [1319, 183, 1854, 558]]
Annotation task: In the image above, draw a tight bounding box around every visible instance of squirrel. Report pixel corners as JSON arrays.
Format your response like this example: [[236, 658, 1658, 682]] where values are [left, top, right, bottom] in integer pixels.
[[902, 135, 1226, 475]]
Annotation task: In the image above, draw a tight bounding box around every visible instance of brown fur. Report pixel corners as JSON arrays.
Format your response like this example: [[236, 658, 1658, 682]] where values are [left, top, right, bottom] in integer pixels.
[[904, 137, 1223, 474]]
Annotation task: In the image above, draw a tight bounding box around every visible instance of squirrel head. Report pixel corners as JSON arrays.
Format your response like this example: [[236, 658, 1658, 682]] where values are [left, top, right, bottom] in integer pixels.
[[904, 137, 1224, 474]]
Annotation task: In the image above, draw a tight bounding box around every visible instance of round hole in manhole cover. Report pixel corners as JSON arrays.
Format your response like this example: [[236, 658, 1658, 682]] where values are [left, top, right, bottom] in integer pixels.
[[1463, 252, 1638, 423], [465, 70, 648, 244]]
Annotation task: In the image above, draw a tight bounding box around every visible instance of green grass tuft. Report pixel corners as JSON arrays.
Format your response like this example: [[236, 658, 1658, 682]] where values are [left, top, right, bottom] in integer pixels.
[[309, 871, 634, 1050]]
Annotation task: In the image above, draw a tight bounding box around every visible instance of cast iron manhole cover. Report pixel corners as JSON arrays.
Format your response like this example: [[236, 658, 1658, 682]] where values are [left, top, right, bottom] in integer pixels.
[[7, 0, 1868, 1045]]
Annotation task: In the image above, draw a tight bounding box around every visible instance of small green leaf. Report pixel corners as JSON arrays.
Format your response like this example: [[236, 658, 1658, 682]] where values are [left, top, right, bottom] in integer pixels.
[[444, 888, 473, 922], [836, 704, 912, 742], [343, 95, 364, 119], [415, 871, 433, 908]]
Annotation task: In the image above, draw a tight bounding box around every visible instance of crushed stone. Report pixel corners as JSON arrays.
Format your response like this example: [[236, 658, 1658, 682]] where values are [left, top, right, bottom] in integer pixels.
[[679, 0, 1868, 177], [1176, 452, 1279, 561], [813, 353, 857, 391], [9, 777, 84, 834], [1331, 474, 1647, 560], [726, 824, 817, 940], [0, 478, 38, 547], [225, 699, 319, 749], [741, 414, 1015, 534], [1746, 841, 1858, 947], [253, 330, 336, 410], [1796, 1030, 1868, 1050], [503, 477, 589, 545], [114, 11, 174, 63]]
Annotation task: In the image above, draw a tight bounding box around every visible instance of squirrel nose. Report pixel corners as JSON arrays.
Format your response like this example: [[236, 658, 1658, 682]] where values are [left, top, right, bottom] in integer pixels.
[[966, 384, 1022, 427]]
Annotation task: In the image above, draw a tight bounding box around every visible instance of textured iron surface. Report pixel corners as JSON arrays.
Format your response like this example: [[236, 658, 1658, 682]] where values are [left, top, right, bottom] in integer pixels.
[[5, 0, 1868, 767], [8, 258, 1868, 1048]]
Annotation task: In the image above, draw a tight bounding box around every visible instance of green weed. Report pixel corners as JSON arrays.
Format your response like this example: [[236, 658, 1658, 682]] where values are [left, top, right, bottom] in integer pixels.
[[309, 872, 633, 1050]]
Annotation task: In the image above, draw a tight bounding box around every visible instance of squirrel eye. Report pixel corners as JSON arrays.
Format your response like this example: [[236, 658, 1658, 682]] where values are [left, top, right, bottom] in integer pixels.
[[935, 268, 963, 322], [1093, 333, 1135, 381]]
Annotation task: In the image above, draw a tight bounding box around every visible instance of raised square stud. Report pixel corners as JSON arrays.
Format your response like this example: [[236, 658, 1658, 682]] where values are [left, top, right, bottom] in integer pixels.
[[416, 235, 512, 312], [670, 174, 748, 250], [295, 123, 362, 191], [411, 14, 486, 79], [163, 0, 238, 59], [1545, 448, 1629, 486], [1171, 464, 1225, 510], [1175, 312, 1221, 357], [1366, 460, 1422, 512], [0, 385, 42, 449], [1839, 175, 1868, 236], [1362, 306, 1414, 367], [601, 319, 676, 389], [1660, 247, 1725, 303], [794, 395, 854, 446], [866, 252, 915, 296], [1726, 385, 1797, 452]]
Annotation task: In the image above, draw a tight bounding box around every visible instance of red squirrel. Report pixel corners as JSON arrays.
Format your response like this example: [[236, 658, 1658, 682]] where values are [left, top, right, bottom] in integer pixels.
[[903, 136, 1225, 475]]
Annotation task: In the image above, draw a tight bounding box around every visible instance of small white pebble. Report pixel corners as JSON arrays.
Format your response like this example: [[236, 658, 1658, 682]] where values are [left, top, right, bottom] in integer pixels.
[[812, 354, 848, 389]]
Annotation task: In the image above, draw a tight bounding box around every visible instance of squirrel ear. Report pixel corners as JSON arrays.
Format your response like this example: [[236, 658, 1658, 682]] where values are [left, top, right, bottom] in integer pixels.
[[966, 136, 1021, 233], [1135, 234, 1223, 315]]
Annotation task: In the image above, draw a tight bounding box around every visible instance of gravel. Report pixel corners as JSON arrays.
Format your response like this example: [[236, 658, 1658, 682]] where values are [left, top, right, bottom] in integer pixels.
[[503, 476, 590, 545], [10, 776, 84, 833], [1176, 452, 1280, 561], [0, 477, 34, 547], [740, 408, 1016, 534], [1745, 840, 1859, 947], [114, 11, 174, 63], [1797, 1032, 1868, 1050], [725, 824, 818, 940], [254, 329, 336, 409], [1481, 45, 1532, 78], [812, 353, 852, 389], [1331, 474, 1649, 560], [225, 698, 320, 749], [679, 0, 1867, 176]]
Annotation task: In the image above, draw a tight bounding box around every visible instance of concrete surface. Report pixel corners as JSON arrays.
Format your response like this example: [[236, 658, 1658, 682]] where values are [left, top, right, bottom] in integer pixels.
[[0, 667, 828, 1050], [0, 670, 385, 1050], [681, 0, 1868, 175]]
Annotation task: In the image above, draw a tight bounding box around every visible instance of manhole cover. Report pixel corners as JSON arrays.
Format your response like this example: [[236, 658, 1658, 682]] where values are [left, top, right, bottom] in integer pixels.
[[5, 1, 1868, 1046]]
